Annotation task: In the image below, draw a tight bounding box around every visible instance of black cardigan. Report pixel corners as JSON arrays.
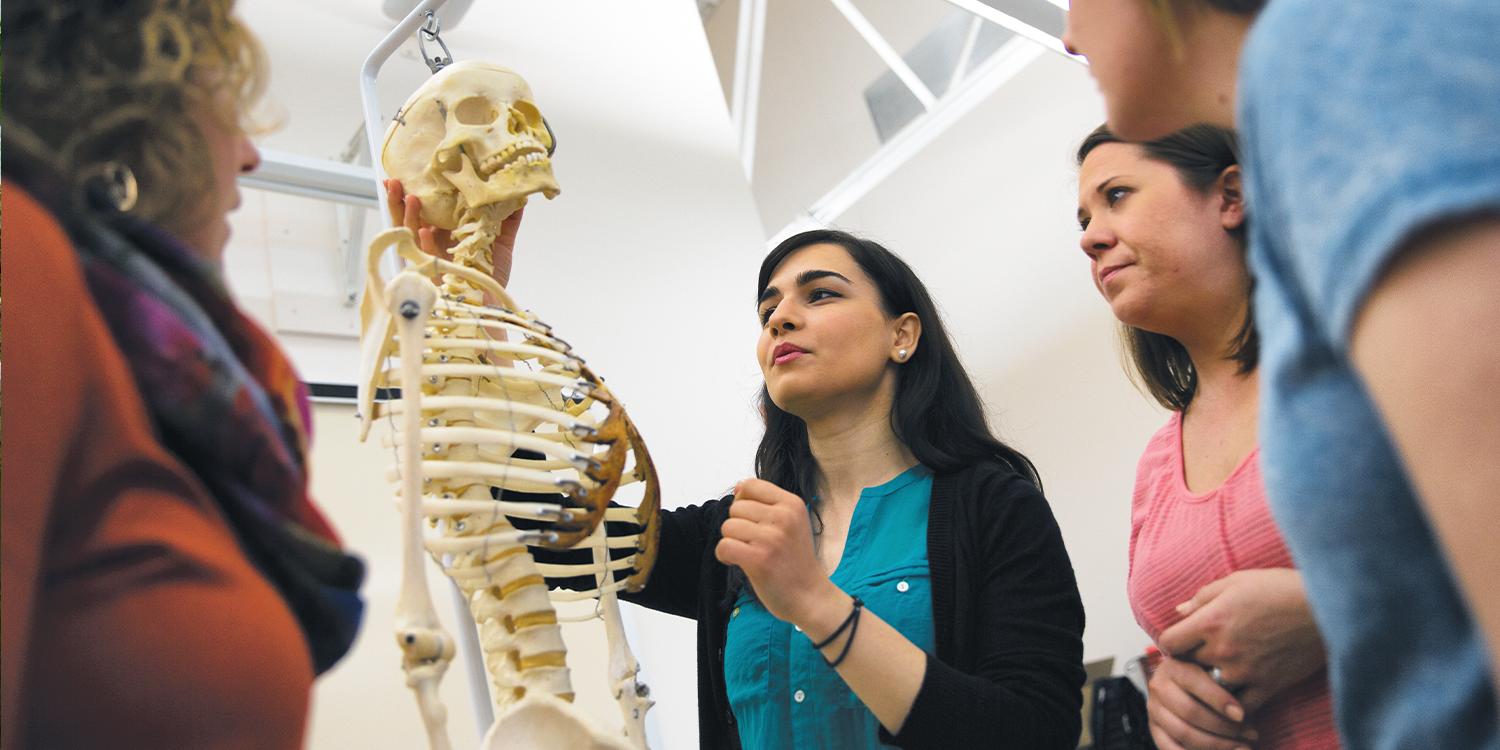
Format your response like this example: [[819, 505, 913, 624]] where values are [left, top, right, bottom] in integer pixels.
[[617, 461, 1086, 749]]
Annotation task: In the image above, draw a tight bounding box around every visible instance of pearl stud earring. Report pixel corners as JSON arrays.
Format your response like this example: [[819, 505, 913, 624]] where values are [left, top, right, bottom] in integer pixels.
[[898, 349, 908, 360]]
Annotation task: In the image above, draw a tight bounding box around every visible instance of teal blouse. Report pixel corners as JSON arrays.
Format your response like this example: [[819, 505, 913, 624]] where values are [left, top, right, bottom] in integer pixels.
[[724, 465, 935, 749]]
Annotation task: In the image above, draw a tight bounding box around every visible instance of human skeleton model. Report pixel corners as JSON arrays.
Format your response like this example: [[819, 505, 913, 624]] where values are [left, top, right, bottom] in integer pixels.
[[356, 61, 660, 750]]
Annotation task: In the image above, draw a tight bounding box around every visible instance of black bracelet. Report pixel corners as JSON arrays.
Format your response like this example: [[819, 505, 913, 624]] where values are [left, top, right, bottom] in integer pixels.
[[809, 596, 863, 656], [824, 599, 862, 668]]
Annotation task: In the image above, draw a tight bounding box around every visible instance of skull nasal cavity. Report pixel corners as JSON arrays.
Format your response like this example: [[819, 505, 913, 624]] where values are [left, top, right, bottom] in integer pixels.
[[454, 97, 500, 126]]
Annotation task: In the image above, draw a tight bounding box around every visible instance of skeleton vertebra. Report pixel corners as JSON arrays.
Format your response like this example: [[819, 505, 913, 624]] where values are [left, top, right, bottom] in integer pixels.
[[358, 61, 658, 750]]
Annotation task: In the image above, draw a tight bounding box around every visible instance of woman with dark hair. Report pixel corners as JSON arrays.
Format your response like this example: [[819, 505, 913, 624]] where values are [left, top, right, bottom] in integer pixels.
[[2, 2, 364, 747], [659, 229, 1086, 749], [621, 229, 1086, 749], [1076, 124, 1336, 750], [1063, 2, 1500, 747]]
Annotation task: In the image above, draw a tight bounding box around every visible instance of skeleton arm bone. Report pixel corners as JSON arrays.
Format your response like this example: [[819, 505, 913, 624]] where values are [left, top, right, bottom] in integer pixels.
[[388, 271, 456, 750]]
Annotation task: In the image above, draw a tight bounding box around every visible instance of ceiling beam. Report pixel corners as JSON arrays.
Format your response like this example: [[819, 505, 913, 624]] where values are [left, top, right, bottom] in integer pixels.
[[770, 36, 1044, 246], [828, 0, 938, 111], [936, 0, 1081, 62], [239, 149, 379, 207], [730, 0, 768, 181]]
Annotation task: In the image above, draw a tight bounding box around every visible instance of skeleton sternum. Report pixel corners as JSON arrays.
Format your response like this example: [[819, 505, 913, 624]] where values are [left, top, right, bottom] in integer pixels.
[[424, 245, 575, 712]]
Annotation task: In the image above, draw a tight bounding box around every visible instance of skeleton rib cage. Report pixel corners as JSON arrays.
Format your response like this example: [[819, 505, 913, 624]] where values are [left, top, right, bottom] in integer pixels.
[[357, 228, 661, 750]]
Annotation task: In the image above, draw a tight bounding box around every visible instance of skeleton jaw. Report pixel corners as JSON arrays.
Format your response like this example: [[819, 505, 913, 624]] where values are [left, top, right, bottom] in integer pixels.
[[441, 145, 560, 276], [442, 146, 559, 223]]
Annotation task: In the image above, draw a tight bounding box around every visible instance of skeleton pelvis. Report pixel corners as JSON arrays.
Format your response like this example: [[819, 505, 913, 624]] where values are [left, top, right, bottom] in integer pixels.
[[482, 694, 634, 750]]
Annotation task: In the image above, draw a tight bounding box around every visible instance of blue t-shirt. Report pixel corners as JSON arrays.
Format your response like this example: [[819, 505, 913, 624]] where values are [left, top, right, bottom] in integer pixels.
[[1238, 1, 1500, 747], [724, 465, 934, 749]]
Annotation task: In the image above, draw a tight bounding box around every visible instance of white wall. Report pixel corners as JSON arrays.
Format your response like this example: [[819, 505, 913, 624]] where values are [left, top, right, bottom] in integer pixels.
[[303, 401, 483, 748]]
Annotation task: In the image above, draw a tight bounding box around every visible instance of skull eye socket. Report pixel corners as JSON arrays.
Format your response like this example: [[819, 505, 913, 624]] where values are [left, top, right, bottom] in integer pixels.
[[454, 97, 500, 126], [511, 100, 544, 132]]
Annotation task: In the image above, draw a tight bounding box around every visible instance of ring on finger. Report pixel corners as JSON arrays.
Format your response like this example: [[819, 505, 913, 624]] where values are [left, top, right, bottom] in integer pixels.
[[1208, 666, 1241, 693]]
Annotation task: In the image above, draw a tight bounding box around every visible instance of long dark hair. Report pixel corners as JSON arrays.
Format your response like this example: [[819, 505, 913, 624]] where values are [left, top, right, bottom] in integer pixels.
[[1076, 123, 1257, 411], [753, 229, 1040, 504]]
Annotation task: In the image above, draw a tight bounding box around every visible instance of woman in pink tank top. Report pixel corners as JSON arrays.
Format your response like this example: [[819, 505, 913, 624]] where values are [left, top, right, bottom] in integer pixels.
[[1075, 124, 1339, 750]]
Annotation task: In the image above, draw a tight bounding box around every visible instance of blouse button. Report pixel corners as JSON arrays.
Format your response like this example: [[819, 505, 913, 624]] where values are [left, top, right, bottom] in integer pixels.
[[732, 607, 741, 619], [896, 580, 910, 593], [793, 689, 806, 703]]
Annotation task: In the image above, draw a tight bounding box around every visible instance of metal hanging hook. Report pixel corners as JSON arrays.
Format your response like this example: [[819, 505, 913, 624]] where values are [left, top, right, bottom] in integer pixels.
[[542, 116, 558, 157], [418, 11, 453, 74]]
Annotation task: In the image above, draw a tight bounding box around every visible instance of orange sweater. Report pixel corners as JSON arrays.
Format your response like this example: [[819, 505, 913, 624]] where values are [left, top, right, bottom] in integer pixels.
[[2, 187, 314, 748]]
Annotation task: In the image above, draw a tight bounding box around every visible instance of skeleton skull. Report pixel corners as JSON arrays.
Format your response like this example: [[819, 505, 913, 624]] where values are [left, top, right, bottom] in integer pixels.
[[383, 61, 560, 230]]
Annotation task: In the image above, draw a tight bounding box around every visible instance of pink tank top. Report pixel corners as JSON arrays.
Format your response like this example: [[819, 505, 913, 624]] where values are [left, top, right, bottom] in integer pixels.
[[1128, 412, 1340, 750]]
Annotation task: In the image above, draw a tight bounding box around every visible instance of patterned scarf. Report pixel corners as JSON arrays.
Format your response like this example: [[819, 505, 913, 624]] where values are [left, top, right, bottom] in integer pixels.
[[65, 200, 365, 675]]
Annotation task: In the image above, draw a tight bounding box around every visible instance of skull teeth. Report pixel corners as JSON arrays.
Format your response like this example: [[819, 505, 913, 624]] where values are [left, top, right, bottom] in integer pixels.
[[481, 142, 549, 175]]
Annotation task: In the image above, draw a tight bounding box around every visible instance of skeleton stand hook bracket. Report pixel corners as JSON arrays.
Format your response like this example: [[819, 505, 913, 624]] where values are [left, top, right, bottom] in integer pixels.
[[419, 11, 454, 74]]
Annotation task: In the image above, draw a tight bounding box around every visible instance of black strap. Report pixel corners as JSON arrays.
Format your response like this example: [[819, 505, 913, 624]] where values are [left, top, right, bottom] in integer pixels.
[[809, 595, 862, 649], [824, 600, 862, 668], [811, 596, 864, 666]]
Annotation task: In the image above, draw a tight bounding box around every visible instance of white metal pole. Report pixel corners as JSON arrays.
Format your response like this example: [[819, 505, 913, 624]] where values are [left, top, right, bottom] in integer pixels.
[[937, 0, 1081, 61], [240, 149, 378, 207], [948, 16, 985, 93], [730, 0, 767, 181], [770, 37, 1043, 243], [361, 0, 449, 228], [828, 0, 938, 110]]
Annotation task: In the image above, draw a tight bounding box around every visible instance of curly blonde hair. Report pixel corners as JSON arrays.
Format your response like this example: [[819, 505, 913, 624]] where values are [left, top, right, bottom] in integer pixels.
[[2, 0, 267, 229]]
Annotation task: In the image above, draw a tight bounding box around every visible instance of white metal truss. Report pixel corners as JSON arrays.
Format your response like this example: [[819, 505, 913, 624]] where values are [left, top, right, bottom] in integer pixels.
[[239, 149, 378, 207], [757, 0, 1080, 244], [730, 0, 768, 181], [770, 35, 1044, 245], [935, 0, 1078, 59], [829, 0, 938, 111]]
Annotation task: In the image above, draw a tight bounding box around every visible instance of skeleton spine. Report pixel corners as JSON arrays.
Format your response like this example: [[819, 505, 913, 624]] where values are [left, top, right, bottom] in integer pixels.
[[423, 214, 574, 712]]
